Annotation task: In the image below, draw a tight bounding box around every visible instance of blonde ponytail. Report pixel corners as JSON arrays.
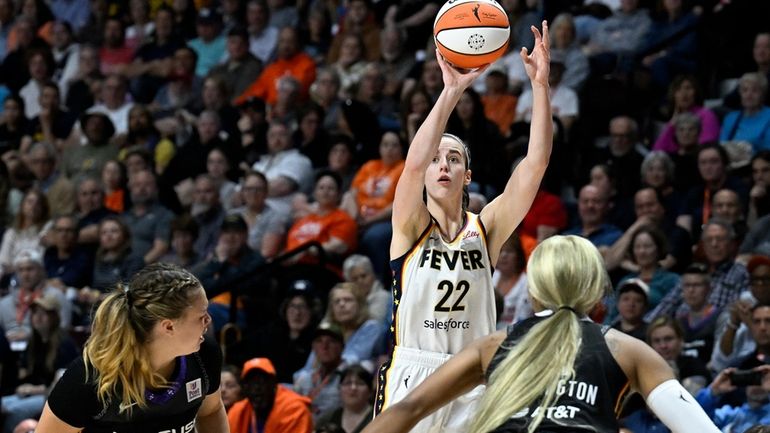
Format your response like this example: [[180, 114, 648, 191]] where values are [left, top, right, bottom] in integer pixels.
[[470, 236, 609, 432]]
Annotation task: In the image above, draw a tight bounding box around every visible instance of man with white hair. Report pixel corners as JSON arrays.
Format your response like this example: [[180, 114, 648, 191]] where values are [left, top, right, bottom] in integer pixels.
[[0, 249, 71, 343]]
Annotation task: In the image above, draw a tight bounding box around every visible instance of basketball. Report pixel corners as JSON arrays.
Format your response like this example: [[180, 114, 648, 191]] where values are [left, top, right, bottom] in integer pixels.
[[433, 0, 510, 69]]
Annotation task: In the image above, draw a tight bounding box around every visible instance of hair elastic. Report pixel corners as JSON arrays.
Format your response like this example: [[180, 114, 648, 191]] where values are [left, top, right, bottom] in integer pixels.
[[123, 285, 132, 307], [557, 305, 579, 315]]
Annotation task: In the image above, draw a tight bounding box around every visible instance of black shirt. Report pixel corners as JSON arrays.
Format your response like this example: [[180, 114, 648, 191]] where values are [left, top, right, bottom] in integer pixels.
[[47, 335, 222, 433], [487, 315, 630, 433]]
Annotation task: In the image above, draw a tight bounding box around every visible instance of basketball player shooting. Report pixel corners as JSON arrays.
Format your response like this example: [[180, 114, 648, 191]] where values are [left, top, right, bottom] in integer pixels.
[[374, 21, 552, 433]]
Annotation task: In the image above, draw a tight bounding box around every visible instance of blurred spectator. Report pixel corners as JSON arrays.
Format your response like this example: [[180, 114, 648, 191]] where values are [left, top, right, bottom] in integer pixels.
[[123, 169, 173, 263], [382, 0, 439, 53], [675, 263, 722, 364], [747, 151, 770, 226], [480, 66, 517, 137], [328, 0, 380, 63], [294, 324, 345, 419], [517, 188, 568, 258], [517, 56, 579, 133], [43, 214, 93, 289], [89, 215, 143, 292], [696, 363, 770, 433], [588, 116, 648, 200], [648, 218, 749, 319], [269, 75, 302, 125], [549, 13, 589, 91], [302, 8, 331, 65], [245, 0, 278, 64], [28, 81, 77, 148], [19, 48, 54, 119], [151, 45, 201, 118], [0, 16, 48, 93], [100, 159, 127, 214], [493, 233, 531, 328], [123, 6, 185, 104], [378, 25, 415, 99], [724, 32, 770, 110], [720, 72, 770, 154], [0, 293, 78, 433], [337, 98, 381, 165], [293, 103, 330, 169], [0, 96, 32, 155], [640, 151, 683, 223], [230, 170, 289, 259], [286, 171, 357, 270], [669, 112, 702, 193], [199, 74, 241, 141], [63, 45, 103, 115], [0, 0, 13, 63], [98, 17, 133, 75], [194, 214, 265, 332], [653, 75, 720, 154], [316, 364, 374, 433], [563, 184, 623, 254], [209, 27, 262, 100], [188, 8, 226, 78], [228, 358, 313, 433], [50, 0, 89, 36], [342, 131, 404, 278], [647, 316, 710, 388], [0, 249, 71, 341], [74, 176, 114, 245], [220, 364, 243, 413], [637, 0, 699, 90], [252, 121, 313, 213], [87, 73, 134, 136], [583, 0, 651, 76], [311, 68, 343, 131], [330, 35, 368, 99], [610, 278, 649, 341], [62, 112, 119, 180], [160, 213, 200, 268], [0, 188, 50, 278], [27, 141, 76, 217], [356, 63, 399, 133], [320, 135, 357, 193], [191, 174, 226, 259], [124, 0, 154, 51], [51, 21, 80, 101], [171, 0, 197, 41], [709, 188, 748, 247], [235, 27, 317, 106], [123, 104, 175, 173], [242, 289, 321, 384], [205, 148, 237, 211], [740, 213, 770, 262], [712, 256, 770, 372], [342, 255, 389, 323], [618, 222, 681, 307]]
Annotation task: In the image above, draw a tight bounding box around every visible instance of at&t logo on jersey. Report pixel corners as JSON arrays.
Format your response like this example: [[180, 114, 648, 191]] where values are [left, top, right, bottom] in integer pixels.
[[155, 420, 195, 433]]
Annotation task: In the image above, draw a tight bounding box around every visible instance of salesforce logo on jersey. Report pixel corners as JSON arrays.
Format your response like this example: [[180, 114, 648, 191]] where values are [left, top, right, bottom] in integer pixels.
[[423, 317, 470, 330]]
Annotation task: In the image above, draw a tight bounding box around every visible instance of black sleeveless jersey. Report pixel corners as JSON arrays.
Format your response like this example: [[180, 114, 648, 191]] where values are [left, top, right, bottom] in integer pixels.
[[486, 315, 630, 433], [47, 336, 222, 433]]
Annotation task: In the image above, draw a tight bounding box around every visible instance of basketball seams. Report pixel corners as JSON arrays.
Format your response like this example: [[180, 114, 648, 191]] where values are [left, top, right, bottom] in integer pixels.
[[435, 40, 508, 57]]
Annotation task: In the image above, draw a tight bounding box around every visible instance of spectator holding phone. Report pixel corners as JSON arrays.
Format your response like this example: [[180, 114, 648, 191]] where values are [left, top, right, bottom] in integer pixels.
[[696, 364, 770, 432]]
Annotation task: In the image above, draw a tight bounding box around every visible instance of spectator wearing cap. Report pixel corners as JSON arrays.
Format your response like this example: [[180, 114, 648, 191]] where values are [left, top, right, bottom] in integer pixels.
[[194, 214, 266, 332], [209, 27, 263, 99], [236, 288, 321, 384], [188, 8, 226, 78], [43, 214, 94, 289], [0, 249, 71, 343], [648, 218, 750, 321], [122, 169, 174, 264], [191, 174, 226, 259], [245, 0, 279, 65], [610, 278, 649, 341], [230, 170, 290, 259], [235, 26, 316, 107], [160, 214, 201, 269], [61, 112, 119, 180], [516, 54, 579, 132], [228, 357, 313, 433], [252, 121, 313, 214], [697, 306, 770, 432], [86, 73, 135, 136], [294, 324, 346, 419], [676, 264, 724, 364], [713, 256, 770, 372], [0, 293, 78, 433]]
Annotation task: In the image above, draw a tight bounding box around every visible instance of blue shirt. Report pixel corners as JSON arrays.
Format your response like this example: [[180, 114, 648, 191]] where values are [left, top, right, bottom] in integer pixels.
[[696, 387, 770, 433], [188, 36, 227, 78], [720, 107, 770, 153], [563, 223, 623, 248]]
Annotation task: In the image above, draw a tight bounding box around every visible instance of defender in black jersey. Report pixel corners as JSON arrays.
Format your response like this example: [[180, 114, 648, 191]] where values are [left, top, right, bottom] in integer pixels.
[[36, 264, 228, 433], [362, 236, 720, 433]]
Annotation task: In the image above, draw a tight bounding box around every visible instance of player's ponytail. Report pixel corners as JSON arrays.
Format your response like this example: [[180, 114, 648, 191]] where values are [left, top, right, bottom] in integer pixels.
[[470, 236, 609, 432], [83, 263, 203, 414]]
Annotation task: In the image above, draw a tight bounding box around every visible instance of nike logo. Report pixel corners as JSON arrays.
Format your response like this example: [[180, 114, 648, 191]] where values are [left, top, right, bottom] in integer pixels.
[[404, 375, 411, 389], [678, 391, 689, 403]]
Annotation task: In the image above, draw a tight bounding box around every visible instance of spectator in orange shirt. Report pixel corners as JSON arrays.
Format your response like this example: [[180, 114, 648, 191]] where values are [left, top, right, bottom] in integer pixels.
[[481, 66, 517, 137], [342, 131, 404, 280], [234, 27, 316, 107], [286, 170, 357, 273], [228, 358, 313, 433]]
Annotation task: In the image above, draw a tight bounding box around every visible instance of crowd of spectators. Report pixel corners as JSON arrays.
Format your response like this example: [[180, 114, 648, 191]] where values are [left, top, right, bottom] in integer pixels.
[[0, 0, 770, 431]]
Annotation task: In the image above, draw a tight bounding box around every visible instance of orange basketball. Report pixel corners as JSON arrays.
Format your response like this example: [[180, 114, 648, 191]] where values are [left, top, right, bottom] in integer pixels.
[[433, 0, 510, 69]]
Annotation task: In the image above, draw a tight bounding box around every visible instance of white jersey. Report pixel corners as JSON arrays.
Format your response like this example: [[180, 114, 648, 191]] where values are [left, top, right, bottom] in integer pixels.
[[390, 211, 496, 354]]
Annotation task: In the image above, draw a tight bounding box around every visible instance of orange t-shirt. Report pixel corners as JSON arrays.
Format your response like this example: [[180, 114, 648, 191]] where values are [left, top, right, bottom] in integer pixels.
[[482, 93, 518, 136], [351, 159, 404, 217], [103, 189, 125, 214], [286, 208, 358, 254], [228, 386, 313, 433], [234, 53, 317, 106]]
